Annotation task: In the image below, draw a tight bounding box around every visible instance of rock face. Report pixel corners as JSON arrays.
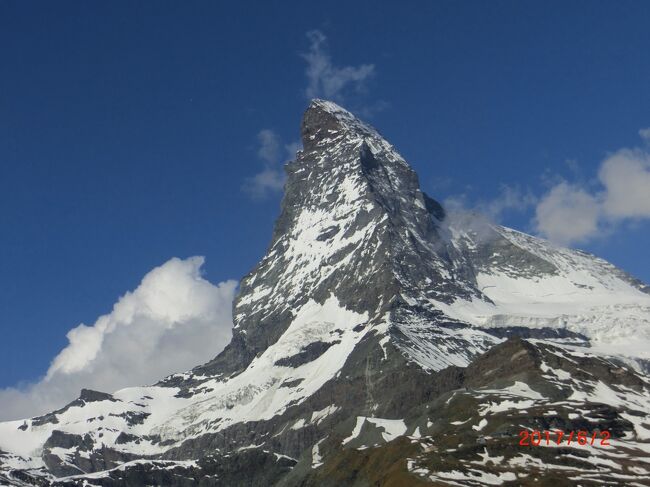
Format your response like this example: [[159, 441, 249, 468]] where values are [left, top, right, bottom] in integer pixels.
[[1, 100, 650, 486], [199, 100, 489, 378]]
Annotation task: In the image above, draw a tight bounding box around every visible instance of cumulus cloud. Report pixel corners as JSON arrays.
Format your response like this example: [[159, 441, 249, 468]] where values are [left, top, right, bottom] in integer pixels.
[[302, 30, 375, 102], [534, 132, 650, 245], [0, 257, 237, 421], [243, 130, 300, 199]]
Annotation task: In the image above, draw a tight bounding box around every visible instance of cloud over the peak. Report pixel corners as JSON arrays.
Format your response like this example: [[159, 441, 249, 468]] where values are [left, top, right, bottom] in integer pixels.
[[0, 257, 236, 421], [302, 30, 375, 102], [242, 29, 377, 200], [534, 132, 650, 246]]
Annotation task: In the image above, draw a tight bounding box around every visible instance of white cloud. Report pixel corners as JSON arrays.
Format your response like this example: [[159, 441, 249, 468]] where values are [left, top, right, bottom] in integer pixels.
[[534, 131, 650, 245], [599, 148, 650, 218], [302, 30, 375, 101], [442, 129, 650, 248], [0, 257, 237, 421], [534, 182, 600, 245]]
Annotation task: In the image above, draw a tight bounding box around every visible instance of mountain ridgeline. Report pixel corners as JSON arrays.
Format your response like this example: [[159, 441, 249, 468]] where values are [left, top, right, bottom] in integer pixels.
[[1, 101, 650, 486]]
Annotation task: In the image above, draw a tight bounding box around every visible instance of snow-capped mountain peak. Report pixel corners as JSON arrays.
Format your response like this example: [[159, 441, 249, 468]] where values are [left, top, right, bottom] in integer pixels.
[[2, 101, 649, 486]]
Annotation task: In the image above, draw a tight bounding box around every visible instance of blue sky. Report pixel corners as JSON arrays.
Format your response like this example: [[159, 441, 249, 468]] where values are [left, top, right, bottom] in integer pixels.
[[1, 1, 650, 395]]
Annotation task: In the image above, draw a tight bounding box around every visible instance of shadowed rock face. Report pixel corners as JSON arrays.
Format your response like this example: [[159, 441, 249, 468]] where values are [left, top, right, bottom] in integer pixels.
[[2, 101, 650, 486]]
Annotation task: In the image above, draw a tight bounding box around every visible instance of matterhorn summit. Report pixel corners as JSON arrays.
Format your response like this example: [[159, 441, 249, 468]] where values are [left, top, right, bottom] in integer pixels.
[[1, 101, 649, 486]]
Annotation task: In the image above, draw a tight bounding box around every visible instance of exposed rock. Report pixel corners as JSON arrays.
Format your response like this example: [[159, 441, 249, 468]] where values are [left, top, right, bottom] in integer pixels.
[[274, 341, 340, 367]]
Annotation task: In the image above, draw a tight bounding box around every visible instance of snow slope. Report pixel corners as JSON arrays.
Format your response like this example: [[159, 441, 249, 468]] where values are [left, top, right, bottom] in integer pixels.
[[0, 296, 370, 476], [435, 225, 650, 364]]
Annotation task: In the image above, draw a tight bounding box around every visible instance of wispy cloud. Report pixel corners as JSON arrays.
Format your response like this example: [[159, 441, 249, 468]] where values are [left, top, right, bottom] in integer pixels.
[[243, 166, 286, 199], [444, 184, 537, 222], [302, 30, 375, 102], [441, 184, 537, 243], [243, 29, 379, 199], [534, 131, 650, 245], [243, 129, 300, 200], [483, 185, 537, 221], [256, 129, 280, 164], [0, 257, 237, 421]]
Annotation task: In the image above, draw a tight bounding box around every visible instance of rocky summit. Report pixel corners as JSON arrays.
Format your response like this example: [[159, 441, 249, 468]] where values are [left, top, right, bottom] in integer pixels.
[[1, 100, 650, 486]]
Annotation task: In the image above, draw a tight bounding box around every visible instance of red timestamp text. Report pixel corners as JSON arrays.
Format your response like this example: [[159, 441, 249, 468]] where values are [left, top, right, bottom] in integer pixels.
[[519, 429, 611, 447]]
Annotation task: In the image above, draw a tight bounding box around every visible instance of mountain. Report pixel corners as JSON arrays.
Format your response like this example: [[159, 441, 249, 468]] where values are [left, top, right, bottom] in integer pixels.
[[1, 100, 649, 486]]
